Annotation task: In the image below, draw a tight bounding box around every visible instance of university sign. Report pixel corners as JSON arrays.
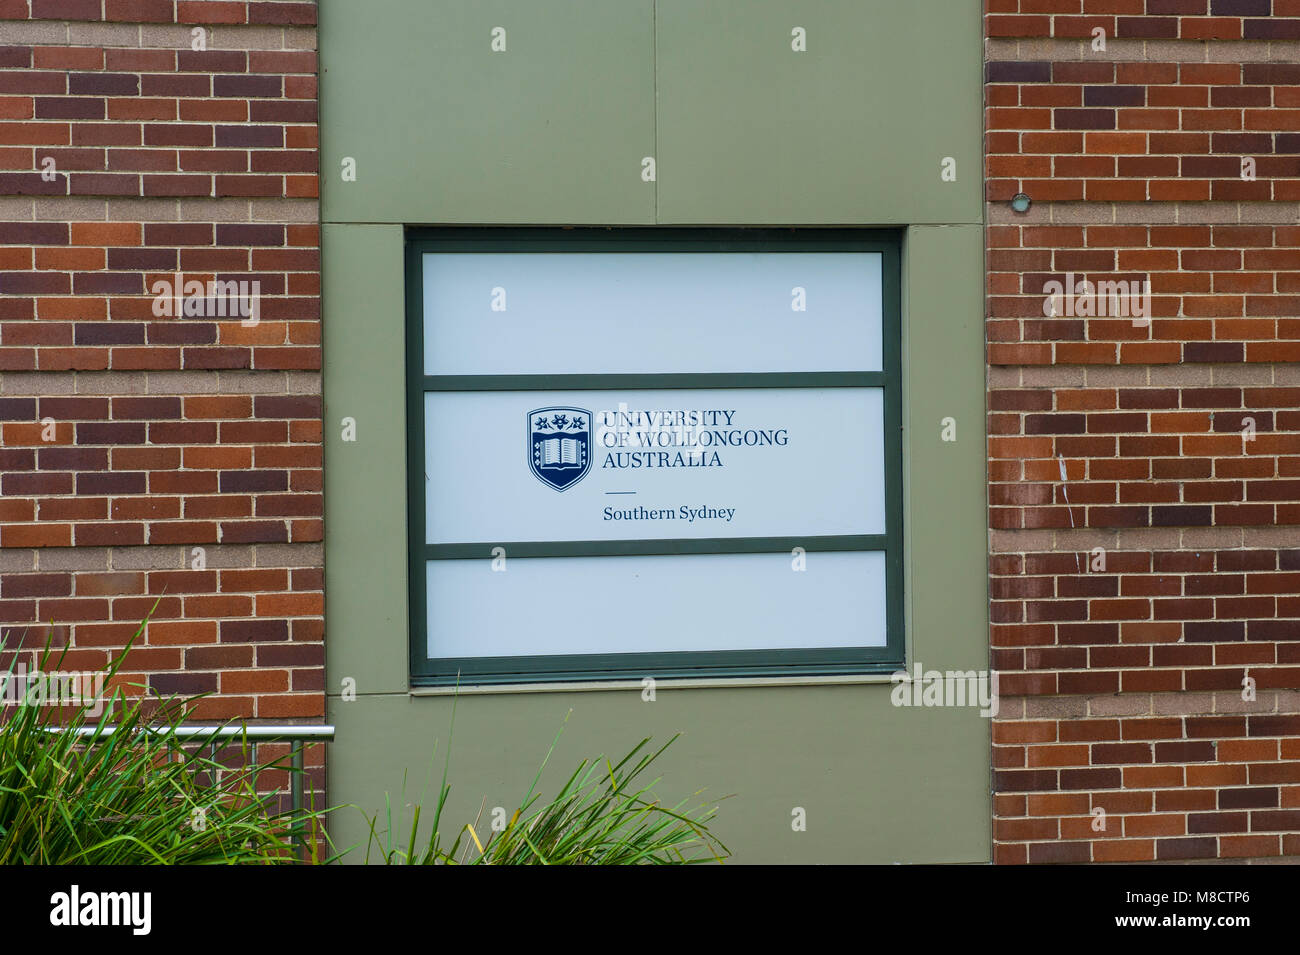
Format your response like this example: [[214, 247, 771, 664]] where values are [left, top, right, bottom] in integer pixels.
[[427, 388, 882, 543], [407, 230, 903, 682]]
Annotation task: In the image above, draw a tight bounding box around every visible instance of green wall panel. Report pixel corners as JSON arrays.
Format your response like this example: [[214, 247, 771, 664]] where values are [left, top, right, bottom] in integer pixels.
[[319, 0, 990, 864], [320, 0, 656, 225], [326, 682, 988, 865], [903, 225, 989, 669], [655, 0, 983, 225], [322, 224, 991, 863], [323, 224, 409, 696]]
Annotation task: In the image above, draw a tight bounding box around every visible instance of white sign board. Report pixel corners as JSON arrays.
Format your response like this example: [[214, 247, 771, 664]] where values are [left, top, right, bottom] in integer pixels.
[[424, 251, 882, 375], [419, 247, 889, 663], [426, 388, 885, 544], [428, 552, 887, 658]]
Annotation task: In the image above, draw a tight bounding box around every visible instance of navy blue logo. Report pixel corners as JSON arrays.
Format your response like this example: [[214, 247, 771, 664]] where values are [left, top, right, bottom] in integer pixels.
[[528, 407, 591, 491]]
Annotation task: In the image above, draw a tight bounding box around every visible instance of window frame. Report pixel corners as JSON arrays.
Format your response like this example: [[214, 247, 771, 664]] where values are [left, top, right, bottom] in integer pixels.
[[405, 227, 904, 686]]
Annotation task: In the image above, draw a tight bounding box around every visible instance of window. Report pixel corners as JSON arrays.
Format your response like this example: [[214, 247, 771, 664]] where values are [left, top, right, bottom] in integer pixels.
[[406, 229, 902, 684]]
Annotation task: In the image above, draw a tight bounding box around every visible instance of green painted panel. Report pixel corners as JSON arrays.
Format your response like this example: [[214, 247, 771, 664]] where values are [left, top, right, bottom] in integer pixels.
[[323, 227, 991, 863], [319, 0, 656, 225], [655, 0, 983, 224], [904, 225, 989, 670], [323, 224, 410, 696], [326, 686, 989, 865]]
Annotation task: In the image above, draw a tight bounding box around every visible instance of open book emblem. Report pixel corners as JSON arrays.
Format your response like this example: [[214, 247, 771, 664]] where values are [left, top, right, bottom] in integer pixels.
[[527, 406, 592, 491]]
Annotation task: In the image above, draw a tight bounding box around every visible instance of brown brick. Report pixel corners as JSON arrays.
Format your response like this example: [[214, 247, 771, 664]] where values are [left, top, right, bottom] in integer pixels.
[[1156, 836, 1217, 861], [220, 618, 289, 643]]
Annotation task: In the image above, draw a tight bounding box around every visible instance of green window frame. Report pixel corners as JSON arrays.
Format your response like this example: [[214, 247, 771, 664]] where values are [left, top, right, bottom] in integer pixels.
[[405, 227, 904, 685]]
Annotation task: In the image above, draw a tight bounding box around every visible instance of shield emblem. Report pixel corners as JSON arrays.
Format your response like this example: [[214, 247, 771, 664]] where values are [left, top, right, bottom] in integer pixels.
[[528, 406, 592, 491]]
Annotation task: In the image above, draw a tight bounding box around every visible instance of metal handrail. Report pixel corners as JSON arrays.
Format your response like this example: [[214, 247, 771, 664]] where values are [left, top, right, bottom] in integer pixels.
[[61, 724, 335, 740], [54, 723, 335, 860]]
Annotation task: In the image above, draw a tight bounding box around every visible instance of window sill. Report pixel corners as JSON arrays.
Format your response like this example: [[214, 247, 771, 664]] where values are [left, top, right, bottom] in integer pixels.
[[409, 672, 899, 697]]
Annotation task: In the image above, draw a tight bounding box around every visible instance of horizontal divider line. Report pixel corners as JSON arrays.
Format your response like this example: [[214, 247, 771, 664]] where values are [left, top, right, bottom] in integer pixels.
[[426, 535, 887, 560], [421, 372, 883, 392]]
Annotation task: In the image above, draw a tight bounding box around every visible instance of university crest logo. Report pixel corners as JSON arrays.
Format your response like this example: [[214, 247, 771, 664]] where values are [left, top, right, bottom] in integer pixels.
[[528, 406, 592, 491]]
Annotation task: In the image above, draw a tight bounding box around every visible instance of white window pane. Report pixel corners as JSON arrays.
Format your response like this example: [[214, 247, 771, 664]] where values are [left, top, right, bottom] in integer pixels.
[[423, 251, 882, 376], [425, 387, 885, 544], [427, 551, 887, 659]]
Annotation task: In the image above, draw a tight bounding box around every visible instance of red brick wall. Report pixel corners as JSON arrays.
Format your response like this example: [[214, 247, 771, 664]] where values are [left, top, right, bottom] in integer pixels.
[[986, 1, 1300, 861], [0, 1, 322, 732]]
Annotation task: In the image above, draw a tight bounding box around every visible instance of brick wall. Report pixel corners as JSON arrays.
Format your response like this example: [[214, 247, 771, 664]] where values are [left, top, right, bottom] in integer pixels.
[[986, 1, 1300, 861], [0, 0, 322, 749]]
